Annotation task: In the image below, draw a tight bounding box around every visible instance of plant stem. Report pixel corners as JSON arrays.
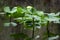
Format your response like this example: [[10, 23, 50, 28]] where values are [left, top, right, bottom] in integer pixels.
[[20, 13, 25, 40], [32, 17, 35, 40], [15, 22, 20, 40], [47, 21, 49, 39]]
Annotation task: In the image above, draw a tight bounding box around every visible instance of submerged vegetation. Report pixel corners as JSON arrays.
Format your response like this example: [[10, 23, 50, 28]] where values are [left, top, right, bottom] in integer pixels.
[[1, 6, 60, 40]]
